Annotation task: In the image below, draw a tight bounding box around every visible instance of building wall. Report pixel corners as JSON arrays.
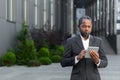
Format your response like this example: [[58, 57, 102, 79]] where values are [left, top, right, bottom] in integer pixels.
[[0, 0, 44, 56], [0, 0, 74, 56], [83, 0, 120, 54], [1, 0, 119, 55], [0, 0, 18, 56]]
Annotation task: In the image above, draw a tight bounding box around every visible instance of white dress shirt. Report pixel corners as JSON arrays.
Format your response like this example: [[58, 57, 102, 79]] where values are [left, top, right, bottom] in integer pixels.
[[81, 35, 90, 50]]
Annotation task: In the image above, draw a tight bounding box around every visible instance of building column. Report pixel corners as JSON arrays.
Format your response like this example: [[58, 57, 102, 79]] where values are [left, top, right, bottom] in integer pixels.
[[67, 0, 74, 35], [43, 0, 47, 26], [56, 0, 61, 31], [102, 0, 106, 36], [114, 0, 117, 34], [23, 0, 27, 23], [93, 2, 96, 33], [95, 0, 98, 35], [106, 0, 109, 36], [34, 0, 38, 27], [50, 0, 55, 30], [96, 0, 99, 35], [105, 0, 108, 36], [99, 0, 102, 36], [109, 0, 114, 35]]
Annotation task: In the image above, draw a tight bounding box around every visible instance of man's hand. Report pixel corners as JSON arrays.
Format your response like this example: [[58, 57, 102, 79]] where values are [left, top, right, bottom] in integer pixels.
[[90, 50, 100, 64], [77, 50, 86, 60]]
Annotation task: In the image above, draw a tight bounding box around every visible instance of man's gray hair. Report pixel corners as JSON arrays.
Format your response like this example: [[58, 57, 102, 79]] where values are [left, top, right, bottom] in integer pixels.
[[78, 16, 92, 27]]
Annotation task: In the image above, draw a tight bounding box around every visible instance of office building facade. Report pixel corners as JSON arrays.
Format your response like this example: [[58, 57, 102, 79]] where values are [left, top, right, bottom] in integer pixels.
[[0, 0, 120, 55]]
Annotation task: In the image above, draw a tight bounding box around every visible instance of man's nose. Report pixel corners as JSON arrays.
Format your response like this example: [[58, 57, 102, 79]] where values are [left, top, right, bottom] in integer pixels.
[[85, 27, 89, 30]]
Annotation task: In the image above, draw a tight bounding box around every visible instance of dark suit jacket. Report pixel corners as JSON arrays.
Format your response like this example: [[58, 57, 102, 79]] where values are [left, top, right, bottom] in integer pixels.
[[61, 34, 108, 80]]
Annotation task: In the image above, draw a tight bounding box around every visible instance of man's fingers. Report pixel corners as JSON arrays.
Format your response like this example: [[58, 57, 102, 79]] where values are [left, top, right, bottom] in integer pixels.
[[90, 51, 99, 59], [81, 50, 86, 55], [90, 53, 98, 60], [82, 50, 87, 53], [77, 50, 87, 60], [90, 50, 99, 57]]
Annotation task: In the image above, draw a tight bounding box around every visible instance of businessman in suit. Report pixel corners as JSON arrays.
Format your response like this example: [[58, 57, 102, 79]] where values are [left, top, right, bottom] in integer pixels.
[[61, 16, 108, 80]]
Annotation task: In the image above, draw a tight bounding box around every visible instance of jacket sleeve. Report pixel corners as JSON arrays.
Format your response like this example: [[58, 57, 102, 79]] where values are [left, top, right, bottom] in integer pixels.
[[60, 39, 75, 67], [98, 39, 108, 68]]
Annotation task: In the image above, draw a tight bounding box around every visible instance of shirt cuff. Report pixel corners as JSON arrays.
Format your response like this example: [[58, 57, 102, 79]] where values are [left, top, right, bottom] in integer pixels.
[[96, 59, 101, 67], [75, 56, 79, 64]]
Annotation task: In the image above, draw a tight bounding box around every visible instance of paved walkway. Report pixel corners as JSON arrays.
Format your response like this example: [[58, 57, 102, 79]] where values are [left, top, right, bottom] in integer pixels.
[[0, 54, 120, 80]]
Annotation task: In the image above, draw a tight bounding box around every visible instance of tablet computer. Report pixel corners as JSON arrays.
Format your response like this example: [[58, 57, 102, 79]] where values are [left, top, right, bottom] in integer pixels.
[[85, 46, 99, 58]]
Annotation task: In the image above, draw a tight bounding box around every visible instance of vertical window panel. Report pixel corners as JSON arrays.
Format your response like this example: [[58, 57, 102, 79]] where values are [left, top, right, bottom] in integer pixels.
[[35, 0, 38, 26], [23, 0, 27, 22], [44, 0, 47, 25], [6, 0, 15, 22], [97, 0, 99, 20]]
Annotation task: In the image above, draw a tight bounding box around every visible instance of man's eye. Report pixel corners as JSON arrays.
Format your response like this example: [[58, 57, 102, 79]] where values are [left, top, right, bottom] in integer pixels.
[[82, 25, 87, 28], [82, 25, 91, 28], [88, 26, 91, 28]]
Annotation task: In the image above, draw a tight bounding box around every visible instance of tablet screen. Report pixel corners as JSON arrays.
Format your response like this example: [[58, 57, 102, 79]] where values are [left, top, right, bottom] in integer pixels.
[[85, 46, 99, 58]]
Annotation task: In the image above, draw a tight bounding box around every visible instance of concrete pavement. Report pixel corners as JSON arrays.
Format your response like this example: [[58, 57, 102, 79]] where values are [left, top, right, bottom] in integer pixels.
[[100, 54, 120, 80], [0, 54, 120, 80]]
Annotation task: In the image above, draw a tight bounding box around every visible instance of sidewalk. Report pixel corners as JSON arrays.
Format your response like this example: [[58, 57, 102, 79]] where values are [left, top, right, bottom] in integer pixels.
[[0, 54, 120, 80], [0, 62, 71, 80], [100, 54, 120, 80]]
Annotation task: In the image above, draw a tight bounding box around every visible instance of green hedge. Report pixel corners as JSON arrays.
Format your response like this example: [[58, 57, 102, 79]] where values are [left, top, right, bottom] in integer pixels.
[[39, 57, 52, 65], [37, 47, 50, 58], [50, 55, 61, 63], [50, 45, 64, 56], [15, 39, 37, 65], [2, 51, 16, 66], [27, 59, 41, 67]]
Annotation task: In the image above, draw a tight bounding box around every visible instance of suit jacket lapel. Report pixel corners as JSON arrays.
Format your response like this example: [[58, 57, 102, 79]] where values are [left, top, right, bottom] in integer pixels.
[[89, 35, 95, 46], [75, 34, 95, 49], [75, 34, 84, 49]]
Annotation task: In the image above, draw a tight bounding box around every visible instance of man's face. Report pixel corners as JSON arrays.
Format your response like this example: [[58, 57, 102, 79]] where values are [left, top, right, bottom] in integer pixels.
[[79, 19, 92, 38]]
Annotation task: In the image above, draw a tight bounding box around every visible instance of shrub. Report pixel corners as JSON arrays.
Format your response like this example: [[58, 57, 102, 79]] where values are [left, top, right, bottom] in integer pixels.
[[15, 39, 37, 65], [55, 45, 64, 56], [37, 47, 50, 58], [50, 45, 64, 56], [14, 22, 37, 65], [27, 59, 41, 67], [50, 55, 61, 63], [39, 57, 52, 65], [48, 31, 63, 47], [30, 28, 65, 50], [30, 28, 49, 50], [50, 49, 60, 56], [2, 51, 16, 66], [17, 22, 30, 41]]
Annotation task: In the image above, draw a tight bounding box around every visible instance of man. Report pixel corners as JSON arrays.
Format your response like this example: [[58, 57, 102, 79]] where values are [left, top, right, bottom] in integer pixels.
[[61, 16, 108, 80]]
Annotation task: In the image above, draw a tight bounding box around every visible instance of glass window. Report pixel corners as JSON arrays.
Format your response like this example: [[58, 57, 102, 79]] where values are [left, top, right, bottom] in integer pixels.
[[22, 0, 27, 22], [35, 0, 38, 26], [97, 0, 99, 20], [6, 0, 15, 22]]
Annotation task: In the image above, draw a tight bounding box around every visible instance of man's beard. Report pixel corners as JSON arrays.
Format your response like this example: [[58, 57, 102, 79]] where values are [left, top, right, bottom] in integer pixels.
[[80, 31, 90, 38]]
